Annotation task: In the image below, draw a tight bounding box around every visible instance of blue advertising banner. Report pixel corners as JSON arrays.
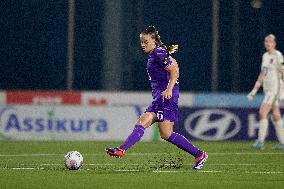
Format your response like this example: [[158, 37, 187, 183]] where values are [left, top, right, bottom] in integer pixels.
[[175, 107, 279, 141]]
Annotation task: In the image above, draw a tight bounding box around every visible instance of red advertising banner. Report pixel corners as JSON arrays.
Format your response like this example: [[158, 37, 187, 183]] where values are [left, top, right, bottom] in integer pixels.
[[6, 91, 81, 105]]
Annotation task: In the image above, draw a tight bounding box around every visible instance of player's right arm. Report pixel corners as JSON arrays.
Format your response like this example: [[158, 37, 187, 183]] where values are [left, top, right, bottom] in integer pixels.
[[247, 55, 265, 101], [247, 72, 264, 101]]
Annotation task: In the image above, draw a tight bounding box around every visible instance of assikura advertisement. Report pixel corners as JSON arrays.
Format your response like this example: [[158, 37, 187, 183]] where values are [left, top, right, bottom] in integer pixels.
[[0, 105, 154, 141]]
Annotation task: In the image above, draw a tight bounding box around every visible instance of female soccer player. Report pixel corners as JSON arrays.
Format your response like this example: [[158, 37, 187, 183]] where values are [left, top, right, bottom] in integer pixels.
[[248, 34, 284, 150], [106, 26, 208, 169]]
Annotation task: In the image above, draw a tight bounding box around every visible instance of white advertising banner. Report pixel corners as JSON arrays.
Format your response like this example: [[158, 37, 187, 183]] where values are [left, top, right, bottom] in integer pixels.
[[82, 91, 152, 106], [0, 91, 5, 105], [0, 105, 154, 141]]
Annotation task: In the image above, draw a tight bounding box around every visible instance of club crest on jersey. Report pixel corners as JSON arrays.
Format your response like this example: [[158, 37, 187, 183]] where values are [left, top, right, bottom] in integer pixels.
[[163, 57, 170, 64]]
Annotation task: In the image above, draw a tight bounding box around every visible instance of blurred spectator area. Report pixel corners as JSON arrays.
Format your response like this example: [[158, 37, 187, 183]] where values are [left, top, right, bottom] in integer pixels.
[[1, 0, 284, 92]]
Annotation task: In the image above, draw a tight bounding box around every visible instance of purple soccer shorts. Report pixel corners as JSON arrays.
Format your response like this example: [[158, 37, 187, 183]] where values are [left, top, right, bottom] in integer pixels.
[[145, 95, 178, 122]]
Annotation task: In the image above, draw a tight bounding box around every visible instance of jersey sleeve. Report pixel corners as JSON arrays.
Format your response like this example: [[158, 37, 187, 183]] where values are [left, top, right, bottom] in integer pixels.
[[277, 52, 284, 69], [153, 47, 173, 69], [261, 54, 265, 71]]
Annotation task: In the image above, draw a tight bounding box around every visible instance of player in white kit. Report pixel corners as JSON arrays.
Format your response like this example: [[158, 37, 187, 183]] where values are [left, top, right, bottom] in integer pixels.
[[247, 34, 284, 150]]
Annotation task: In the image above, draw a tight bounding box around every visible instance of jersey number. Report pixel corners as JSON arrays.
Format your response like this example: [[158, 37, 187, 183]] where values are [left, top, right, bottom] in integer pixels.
[[157, 111, 164, 121], [147, 70, 151, 80]]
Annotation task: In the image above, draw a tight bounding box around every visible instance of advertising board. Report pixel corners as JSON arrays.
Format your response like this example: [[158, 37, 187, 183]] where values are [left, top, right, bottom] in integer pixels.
[[176, 107, 278, 141], [0, 105, 154, 141]]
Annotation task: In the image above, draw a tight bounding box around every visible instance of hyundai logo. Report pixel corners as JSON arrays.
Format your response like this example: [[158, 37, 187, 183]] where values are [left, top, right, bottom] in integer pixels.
[[184, 109, 241, 141]]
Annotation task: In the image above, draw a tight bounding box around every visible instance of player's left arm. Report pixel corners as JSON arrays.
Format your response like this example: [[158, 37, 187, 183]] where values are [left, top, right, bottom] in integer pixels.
[[281, 67, 284, 81], [162, 57, 179, 99], [278, 53, 284, 81]]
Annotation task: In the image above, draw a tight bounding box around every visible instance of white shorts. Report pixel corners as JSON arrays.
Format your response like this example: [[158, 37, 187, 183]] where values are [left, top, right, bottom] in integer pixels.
[[262, 91, 279, 107]]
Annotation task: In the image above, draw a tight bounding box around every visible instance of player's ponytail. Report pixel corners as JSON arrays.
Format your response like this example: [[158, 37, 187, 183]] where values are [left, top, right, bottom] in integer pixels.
[[167, 45, 178, 55], [142, 25, 178, 55]]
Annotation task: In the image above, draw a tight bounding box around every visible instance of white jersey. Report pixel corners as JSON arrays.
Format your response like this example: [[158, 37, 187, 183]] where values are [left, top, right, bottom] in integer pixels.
[[261, 50, 284, 95]]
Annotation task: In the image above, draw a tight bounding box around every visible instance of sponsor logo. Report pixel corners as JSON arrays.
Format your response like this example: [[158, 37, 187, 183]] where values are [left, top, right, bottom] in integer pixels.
[[184, 109, 241, 141], [0, 107, 107, 133]]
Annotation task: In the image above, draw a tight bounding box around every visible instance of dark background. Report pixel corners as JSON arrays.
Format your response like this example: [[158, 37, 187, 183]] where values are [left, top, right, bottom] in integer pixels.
[[1, 0, 284, 92]]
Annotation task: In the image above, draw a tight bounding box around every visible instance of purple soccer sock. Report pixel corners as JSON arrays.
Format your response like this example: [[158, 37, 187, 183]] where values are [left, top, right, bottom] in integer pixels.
[[119, 125, 145, 150], [167, 132, 202, 157]]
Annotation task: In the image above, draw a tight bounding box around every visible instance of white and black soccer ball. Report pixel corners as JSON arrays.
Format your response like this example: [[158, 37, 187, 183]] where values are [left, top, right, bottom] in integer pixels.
[[64, 151, 83, 170]]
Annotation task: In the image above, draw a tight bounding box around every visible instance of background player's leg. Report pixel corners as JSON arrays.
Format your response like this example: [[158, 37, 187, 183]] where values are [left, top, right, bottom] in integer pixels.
[[253, 103, 271, 149], [258, 119, 268, 143], [271, 106, 284, 148]]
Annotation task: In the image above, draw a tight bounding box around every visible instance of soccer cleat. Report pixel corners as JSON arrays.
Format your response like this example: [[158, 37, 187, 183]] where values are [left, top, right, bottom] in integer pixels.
[[275, 143, 284, 150], [193, 151, 208, 170], [251, 141, 264, 150], [105, 147, 125, 158]]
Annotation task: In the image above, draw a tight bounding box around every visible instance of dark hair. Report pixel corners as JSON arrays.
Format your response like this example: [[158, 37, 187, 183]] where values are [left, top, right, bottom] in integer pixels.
[[141, 25, 178, 55]]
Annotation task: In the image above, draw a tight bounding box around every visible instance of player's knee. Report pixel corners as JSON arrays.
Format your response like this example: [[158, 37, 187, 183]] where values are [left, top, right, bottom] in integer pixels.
[[135, 121, 150, 129], [259, 113, 265, 120], [159, 131, 172, 140], [272, 113, 281, 122], [259, 110, 268, 120], [160, 133, 169, 140], [136, 113, 154, 128]]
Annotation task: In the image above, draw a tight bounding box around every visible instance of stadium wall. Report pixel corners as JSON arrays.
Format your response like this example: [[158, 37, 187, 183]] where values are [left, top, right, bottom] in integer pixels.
[[0, 91, 281, 141]]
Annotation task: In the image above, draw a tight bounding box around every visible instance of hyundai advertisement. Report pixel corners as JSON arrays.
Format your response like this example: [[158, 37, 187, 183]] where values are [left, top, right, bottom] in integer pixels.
[[176, 107, 278, 141]]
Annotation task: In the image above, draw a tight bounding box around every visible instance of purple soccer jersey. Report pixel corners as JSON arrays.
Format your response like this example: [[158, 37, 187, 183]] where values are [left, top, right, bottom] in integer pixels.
[[145, 46, 179, 122]]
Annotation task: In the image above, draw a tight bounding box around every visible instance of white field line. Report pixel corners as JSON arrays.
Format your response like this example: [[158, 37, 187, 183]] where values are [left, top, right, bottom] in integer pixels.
[[40, 163, 271, 166], [114, 169, 140, 172], [0, 154, 62, 157], [153, 170, 222, 173], [153, 170, 283, 174], [0, 152, 284, 157], [208, 163, 266, 166], [40, 163, 273, 166], [124, 152, 284, 156], [245, 171, 283, 174], [40, 163, 140, 166], [208, 152, 284, 155], [11, 168, 35, 170], [98, 163, 270, 166], [11, 167, 44, 170], [4, 162, 283, 169], [5, 167, 283, 174]]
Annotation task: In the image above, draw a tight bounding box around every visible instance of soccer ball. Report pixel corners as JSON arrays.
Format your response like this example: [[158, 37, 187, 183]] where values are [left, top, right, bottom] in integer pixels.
[[64, 151, 83, 170]]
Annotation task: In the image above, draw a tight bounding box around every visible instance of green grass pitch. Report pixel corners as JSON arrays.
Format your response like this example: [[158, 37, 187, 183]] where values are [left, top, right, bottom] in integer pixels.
[[0, 141, 283, 189]]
